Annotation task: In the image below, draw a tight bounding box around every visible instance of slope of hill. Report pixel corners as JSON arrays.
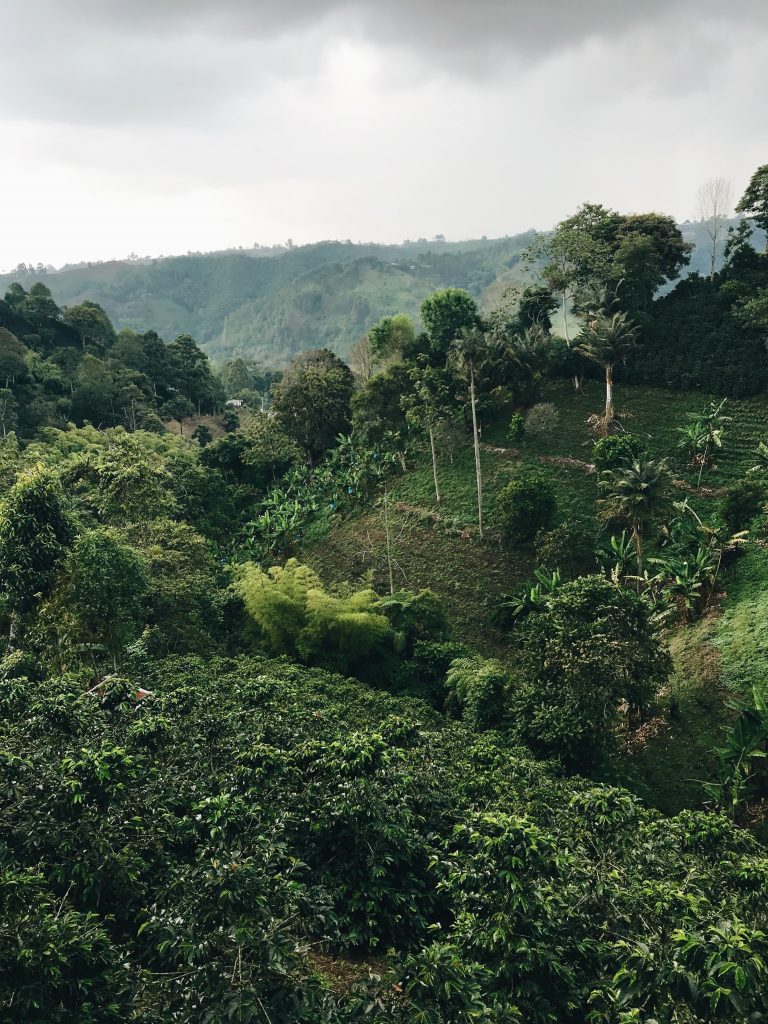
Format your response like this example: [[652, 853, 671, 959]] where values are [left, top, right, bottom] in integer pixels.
[[0, 234, 536, 366], [302, 378, 768, 817]]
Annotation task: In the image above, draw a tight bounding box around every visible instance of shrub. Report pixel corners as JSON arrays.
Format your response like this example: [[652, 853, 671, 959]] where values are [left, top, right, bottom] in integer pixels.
[[534, 521, 596, 579], [592, 432, 647, 473], [511, 575, 671, 768], [507, 413, 525, 443], [497, 468, 556, 544], [445, 655, 509, 731], [524, 402, 560, 439], [720, 478, 765, 533]]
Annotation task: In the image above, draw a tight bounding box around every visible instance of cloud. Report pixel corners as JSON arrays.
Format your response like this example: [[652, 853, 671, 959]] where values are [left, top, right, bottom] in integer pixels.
[[0, 0, 766, 268]]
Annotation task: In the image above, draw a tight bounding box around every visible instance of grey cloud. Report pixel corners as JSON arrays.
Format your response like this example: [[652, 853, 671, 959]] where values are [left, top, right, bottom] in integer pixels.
[[3, 0, 767, 129]]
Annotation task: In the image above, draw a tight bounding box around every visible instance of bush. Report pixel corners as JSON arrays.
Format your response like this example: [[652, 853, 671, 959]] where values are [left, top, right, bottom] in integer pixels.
[[507, 413, 525, 443], [534, 521, 596, 578], [511, 575, 671, 768], [592, 432, 647, 473], [445, 655, 509, 731], [720, 478, 766, 533], [497, 468, 557, 544], [524, 402, 559, 439]]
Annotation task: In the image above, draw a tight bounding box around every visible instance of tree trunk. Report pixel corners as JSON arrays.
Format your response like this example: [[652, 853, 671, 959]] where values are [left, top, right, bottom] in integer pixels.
[[469, 361, 483, 537], [428, 425, 441, 504], [382, 485, 394, 595], [562, 291, 570, 346], [633, 524, 643, 589], [604, 364, 614, 430]]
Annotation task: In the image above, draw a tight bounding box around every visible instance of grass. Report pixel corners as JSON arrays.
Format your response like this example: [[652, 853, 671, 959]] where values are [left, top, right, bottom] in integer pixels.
[[302, 379, 768, 814]]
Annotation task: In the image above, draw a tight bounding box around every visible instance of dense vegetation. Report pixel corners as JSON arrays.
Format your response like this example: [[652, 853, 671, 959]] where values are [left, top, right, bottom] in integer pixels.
[[4, 220, 764, 369], [3, 165, 768, 1021]]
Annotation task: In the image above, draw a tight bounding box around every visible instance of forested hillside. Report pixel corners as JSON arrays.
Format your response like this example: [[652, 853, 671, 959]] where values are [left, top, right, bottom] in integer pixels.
[[4, 164, 768, 1021], [5, 221, 763, 368], [0, 235, 536, 367]]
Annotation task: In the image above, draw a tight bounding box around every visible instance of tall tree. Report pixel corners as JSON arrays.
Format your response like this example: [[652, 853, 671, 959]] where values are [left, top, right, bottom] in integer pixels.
[[368, 314, 416, 362], [167, 334, 216, 413], [697, 176, 734, 280], [402, 362, 456, 504], [577, 311, 639, 432], [598, 459, 672, 577], [0, 465, 74, 635], [451, 327, 490, 536], [420, 289, 480, 363], [736, 163, 768, 250], [65, 301, 116, 353], [271, 348, 354, 464]]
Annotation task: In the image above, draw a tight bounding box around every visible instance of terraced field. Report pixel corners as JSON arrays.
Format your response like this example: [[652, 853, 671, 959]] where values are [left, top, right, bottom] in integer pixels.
[[304, 379, 768, 814]]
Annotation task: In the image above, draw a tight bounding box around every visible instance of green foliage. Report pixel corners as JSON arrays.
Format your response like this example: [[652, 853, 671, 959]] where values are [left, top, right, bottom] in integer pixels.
[[598, 458, 673, 571], [506, 412, 525, 443], [534, 520, 596, 578], [720, 477, 766, 533], [2, 654, 768, 1020], [736, 162, 768, 240], [191, 423, 213, 446], [0, 464, 74, 616], [234, 560, 393, 676], [497, 467, 556, 544], [512, 575, 672, 767], [271, 348, 354, 463], [523, 401, 559, 439], [420, 288, 480, 361], [50, 528, 150, 665], [445, 655, 508, 730], [0, 868, 127, 1023], [592, 432, 648, 473]]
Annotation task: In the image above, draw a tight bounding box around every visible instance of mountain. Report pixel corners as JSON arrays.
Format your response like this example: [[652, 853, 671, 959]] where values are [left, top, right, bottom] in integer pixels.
[[2, 222, 764, 367], [0, 235, 537, 366]]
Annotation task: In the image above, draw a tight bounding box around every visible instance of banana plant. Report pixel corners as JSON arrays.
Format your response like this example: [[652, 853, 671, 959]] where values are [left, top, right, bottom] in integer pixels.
[[497, 567, 562, 623], [703, 684, 768, 821], [597, 530, 635, 582]]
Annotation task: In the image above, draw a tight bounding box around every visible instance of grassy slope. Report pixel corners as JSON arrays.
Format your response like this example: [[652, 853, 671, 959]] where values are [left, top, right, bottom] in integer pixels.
[[304, 378, 768, 813]]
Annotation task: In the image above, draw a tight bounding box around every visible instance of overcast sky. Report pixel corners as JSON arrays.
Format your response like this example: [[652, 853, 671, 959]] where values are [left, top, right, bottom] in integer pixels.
[[2, 0, 767, 270]]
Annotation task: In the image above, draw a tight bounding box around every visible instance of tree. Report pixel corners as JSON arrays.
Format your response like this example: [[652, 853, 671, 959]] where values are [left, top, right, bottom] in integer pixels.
[[402, 363, 456, 504], [539, 204, 622, 343], [516, 285, 557, 333], [166, 334, 216, 413], [451, 327, 489, 536], [577, 311, 639, 432], [348, 335, 375, 383], [368, 314, 416, 362], [65, 301, 116, 353], [677, 399, 731, 485], [736, 163, 768, 249], [697, 176, 734, 280], [0, 464, 74, 624], [512, 575, 671, 767], [497, 468, 557, 544], [271, 349, 354, 464], [445, 655, 509, 731], [161, 394, 195, 434], [597, 459, 672, 577], [57, 528, 150, 669], [192, 424, 213, 446], [420, 289, 479, 363], [0, 328, 29, 387]]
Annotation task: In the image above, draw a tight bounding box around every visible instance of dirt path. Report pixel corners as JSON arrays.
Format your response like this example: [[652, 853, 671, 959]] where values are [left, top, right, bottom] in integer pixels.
[[481, 442, 728, 497]]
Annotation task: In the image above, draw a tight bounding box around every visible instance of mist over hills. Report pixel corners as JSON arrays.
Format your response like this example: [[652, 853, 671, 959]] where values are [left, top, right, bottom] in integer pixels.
[[1, 221, 762, 367]]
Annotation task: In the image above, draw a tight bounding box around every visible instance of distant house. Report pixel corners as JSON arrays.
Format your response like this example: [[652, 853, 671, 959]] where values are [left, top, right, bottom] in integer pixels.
[[225, 398, 245, 408]]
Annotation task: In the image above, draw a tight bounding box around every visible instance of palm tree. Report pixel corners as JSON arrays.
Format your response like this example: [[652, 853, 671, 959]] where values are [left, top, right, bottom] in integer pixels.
[[598, 459, 672, 579], [451, 326, 489, 537], [577, 311, 639, 433]]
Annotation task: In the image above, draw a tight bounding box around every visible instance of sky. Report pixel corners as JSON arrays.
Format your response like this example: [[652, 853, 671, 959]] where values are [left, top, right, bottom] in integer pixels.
[[2, 0, 767, 271]]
